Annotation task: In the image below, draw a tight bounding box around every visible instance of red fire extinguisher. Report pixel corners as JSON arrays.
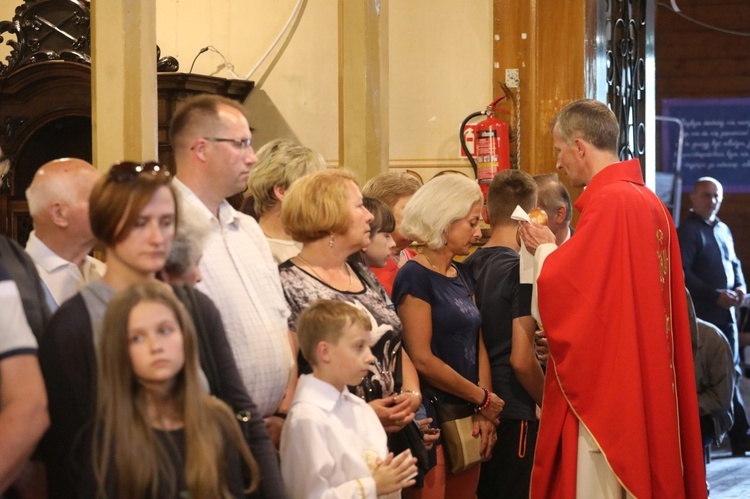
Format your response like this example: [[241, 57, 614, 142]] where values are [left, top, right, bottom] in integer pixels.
[[460, 96, 511, 199]]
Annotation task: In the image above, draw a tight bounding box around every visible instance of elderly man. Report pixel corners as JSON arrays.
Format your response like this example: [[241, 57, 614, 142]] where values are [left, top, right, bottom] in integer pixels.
[[0, 259, 49, 494], [533, 173, 574, 246], [24, 158, 104, 312], [520, 99, 705, 498], [678, 176, 749, 456], [169, 94, 290, 497]]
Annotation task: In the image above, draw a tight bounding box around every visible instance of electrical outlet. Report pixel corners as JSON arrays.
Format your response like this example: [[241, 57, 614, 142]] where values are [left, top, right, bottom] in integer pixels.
[[505, 68, 520, 88]]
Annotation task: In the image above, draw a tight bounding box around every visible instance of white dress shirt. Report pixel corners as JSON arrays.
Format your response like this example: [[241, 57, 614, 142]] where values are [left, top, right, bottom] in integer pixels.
[[25, 231, 106, 312], [280, 374, 397, 499], [174, 179, 293, 416]]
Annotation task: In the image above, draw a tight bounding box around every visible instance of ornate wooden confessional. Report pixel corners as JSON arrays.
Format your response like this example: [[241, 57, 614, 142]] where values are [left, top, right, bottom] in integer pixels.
[[0, 0, 253, 243]]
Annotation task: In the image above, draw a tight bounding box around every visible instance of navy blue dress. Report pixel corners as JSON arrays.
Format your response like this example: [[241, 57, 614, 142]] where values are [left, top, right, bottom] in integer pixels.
[[392, 260, 482, 410]]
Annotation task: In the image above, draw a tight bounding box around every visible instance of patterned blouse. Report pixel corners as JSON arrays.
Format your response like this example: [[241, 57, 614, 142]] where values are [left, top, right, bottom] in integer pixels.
[[279, 260, 403, 400]]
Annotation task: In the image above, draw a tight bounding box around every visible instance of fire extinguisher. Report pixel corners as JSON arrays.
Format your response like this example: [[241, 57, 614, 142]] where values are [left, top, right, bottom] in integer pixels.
[[460, 96, 511, 199]]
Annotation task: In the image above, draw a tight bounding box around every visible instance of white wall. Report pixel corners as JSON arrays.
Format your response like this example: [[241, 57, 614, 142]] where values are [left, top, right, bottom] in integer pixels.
[[389, 0, 493, 182], [157, 0, 492, 180], [0, 0, 493, 182]]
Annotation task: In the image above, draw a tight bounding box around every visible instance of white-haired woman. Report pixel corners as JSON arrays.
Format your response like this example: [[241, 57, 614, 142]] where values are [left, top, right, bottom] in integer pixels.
[[392, 174, 504, 498]]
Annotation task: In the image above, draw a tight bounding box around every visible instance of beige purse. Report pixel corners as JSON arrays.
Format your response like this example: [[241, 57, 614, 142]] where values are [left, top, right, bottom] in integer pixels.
[[432, 402, 482, 474]]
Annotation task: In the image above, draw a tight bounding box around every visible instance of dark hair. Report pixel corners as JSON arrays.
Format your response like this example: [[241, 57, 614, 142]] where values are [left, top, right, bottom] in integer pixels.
[[486, 170, 537, 225], [363, 196, 395, 238]]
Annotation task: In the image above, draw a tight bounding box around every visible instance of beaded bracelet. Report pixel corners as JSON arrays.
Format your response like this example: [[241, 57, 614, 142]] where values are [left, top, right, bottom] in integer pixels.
[[478, 387, 491, 411]]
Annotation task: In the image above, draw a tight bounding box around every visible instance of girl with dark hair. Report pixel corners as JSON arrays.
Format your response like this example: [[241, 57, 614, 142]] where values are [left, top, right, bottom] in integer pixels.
[[90, 281, 258, 498], [348, 196, 397, 270]]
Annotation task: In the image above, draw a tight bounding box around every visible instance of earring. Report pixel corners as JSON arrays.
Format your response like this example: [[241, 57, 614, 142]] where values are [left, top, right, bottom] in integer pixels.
[[443, 238, 448, 246], [329, 234, 334, 248]]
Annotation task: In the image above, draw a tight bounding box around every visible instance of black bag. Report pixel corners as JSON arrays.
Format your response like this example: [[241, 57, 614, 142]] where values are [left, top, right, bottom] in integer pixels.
[[388, 421, 431, 471]]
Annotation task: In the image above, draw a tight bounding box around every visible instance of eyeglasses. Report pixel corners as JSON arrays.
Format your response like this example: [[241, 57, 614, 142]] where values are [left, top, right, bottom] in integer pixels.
[[107, 161, 171, 183], [203, 137, 253, 152]]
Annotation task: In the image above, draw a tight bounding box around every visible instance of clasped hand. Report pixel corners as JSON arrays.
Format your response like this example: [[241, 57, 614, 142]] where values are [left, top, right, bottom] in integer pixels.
[[369, 395, 416, 433]]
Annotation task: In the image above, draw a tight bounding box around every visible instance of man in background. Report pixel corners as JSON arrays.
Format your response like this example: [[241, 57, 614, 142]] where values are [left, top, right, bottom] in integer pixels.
[[533, 173, 573, 246], [678, 176, 749, 456], [25, 158, 104, 312]]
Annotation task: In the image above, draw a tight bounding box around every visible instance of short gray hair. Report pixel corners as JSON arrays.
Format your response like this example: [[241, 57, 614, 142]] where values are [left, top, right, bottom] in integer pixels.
[[399, 174, 483, 250], [164, 207, 211, 277]]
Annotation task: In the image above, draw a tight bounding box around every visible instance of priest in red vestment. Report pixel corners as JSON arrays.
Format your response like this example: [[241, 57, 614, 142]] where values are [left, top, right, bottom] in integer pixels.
[[520, 99, 706, 498]]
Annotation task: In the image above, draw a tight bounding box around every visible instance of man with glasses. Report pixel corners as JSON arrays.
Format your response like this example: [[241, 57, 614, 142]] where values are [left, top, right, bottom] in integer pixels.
[[169, 96, 293, 490]]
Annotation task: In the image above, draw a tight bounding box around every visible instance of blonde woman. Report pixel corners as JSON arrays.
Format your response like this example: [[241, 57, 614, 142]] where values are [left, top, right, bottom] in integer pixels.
[[243, 138, 326, 262], [280, 169, 422, 433], [392, 174, 504, 498]]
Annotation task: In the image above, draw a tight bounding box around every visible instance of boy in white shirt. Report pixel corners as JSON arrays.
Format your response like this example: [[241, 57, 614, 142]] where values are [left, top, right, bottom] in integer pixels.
[[280, 300, 417, 498]]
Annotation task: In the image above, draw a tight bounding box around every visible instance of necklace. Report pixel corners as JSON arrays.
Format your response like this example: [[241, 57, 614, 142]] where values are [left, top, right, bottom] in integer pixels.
[[296, 254, 353, 290], [421, 252, 456, 277]]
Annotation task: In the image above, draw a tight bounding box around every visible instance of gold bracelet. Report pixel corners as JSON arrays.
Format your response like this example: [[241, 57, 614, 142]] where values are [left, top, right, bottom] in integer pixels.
[[400, 389, 421, 400], [356, 478, 365, 499]]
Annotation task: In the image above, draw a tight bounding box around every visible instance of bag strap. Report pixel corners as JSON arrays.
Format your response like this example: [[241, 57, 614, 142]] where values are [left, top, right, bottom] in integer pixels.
[[172, 284, 223, 397], [454, 264, 471, 295]]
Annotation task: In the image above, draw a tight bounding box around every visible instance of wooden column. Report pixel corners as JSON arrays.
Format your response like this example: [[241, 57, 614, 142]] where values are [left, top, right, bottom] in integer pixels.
[[91, 0, 158, 171], [493, 0, 591, 204], [338, 0, 389, 184]]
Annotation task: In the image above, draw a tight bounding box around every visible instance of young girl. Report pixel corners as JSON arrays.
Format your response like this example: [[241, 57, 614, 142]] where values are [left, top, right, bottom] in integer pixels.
[[38, 162, 283, 497], [91, 281, 258, 498], [348, 196, 397, 269]]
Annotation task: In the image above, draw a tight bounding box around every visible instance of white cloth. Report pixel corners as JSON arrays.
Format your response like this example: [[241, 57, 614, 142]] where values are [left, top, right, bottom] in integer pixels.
[[280, 374, 396, 499], [0, 278, 37, 358], [174, 179, 293, 416], [25, 231, 105, 312], [510, 206, 556, 324], [576, 422, 634, 499], [266, 237, 302, 264]]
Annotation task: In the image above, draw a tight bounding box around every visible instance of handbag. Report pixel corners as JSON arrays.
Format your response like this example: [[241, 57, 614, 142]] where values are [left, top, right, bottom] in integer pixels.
[[388, 421, 431, 472], [432, 401, 482, 475]]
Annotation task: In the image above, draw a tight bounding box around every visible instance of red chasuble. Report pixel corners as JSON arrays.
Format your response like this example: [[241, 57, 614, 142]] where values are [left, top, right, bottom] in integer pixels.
[[531, 160, 706, 498]]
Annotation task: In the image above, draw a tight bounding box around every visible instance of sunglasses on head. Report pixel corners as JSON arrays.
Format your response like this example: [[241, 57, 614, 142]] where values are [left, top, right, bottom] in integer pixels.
[[107, 161, 171, 183]]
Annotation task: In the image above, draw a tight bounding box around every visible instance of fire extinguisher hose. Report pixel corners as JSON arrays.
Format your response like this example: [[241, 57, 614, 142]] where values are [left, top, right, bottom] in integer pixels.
[[460, 111, 489, 178]]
